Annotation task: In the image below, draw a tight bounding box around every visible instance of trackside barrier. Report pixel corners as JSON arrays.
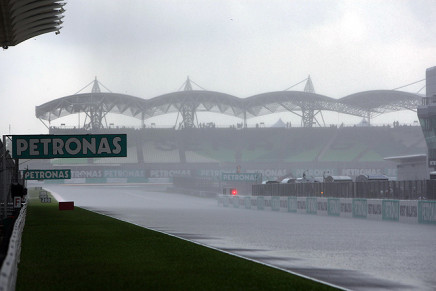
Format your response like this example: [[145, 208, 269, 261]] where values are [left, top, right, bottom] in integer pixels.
[[271, 197, 280, 211], [317, 198, 328, 216], [382, 200, 399, 221], [288, 197, 297, 213], [399, 200, 418, 223], [367, 199, 382, 220], [297, 197, 306, 214], [328, 198, 340, 216], [418, 201, 436, 224], [340, 198, 353, 218], [0, 204, 27, 291], [257, 196, 264, 210], [216, 195, 435, 224], [279, 197, 288, 212], [244, 197, 251, 209], [306, 197, 317, 215], [352, 199, 367, 219]]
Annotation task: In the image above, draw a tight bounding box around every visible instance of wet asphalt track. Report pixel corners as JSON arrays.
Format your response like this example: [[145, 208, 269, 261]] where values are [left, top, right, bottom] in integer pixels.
[[44, 184, 436, 291]]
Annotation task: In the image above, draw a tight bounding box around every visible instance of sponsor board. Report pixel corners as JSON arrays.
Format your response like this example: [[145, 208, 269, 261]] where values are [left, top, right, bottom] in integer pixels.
[[297, 197, 306, 214], [418, 201, 436, 224], [217, 196, 435, 224], [40, 197, 51, 203], [288, 197, 297, 212], [317, 198, 328, 216], [39, 191, 48, 199], [232, 196, 239, 208], [257, 196, 265, 210], [222, 172, 261, 182], [328, 198, 341, 216], [399, 200, 418, 223], [306, 197, 317, 215], [382, 200, 399, 221], [367, 199, 382, 220], [149, 169, 191, 178], [264, 197, 272, 210], [340, 198, 353, 218], [14, 197, 21, 208], [12, 134, 127, 159], [244, 196, 251, 209], [271, 196, 280, 211], [223, 196, 230, 207], [251, 197, 257, 208], [353, 199, 368, 219], [23, 169, 71, 180], [279, 197, 288, 212]]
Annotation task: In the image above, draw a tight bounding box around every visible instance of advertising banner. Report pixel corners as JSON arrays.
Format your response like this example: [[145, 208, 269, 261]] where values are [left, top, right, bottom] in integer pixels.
[[306, 197, 317, 215], [297, 197, 306, 214], [317, 198, 328, 216], [382, 200, 399, 221], [221, 172, 261, 182], [271, 196, 280, 211], [257, 196, 265, 210], [23, 169, 71, 180], [340, 198, 353, 218], [328, 198, 341, 216], [12, 134, 127, 159], [367, 199, 382, 220], [288, 196, 297, 212], [418, 201, 436, 224], [399, 200, 418, 223]]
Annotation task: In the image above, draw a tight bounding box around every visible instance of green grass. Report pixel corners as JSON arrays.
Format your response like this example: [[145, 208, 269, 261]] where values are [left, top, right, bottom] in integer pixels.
[[16, 189, 337, 291]]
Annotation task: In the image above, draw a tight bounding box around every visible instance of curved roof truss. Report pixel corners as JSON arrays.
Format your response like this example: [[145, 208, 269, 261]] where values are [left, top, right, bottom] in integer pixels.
[[36, 89, 422, 128]]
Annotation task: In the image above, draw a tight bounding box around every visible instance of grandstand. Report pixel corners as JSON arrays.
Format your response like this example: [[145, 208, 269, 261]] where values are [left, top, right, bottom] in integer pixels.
[[30, 125, 424, 182], [31, 76, 427, 181]]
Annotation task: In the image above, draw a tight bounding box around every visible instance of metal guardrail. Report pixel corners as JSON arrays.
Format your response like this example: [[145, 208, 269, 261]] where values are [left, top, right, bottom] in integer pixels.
[[0, 204, 27, 291]]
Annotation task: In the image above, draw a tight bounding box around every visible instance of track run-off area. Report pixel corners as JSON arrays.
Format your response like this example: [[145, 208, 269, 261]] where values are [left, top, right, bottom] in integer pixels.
[[45, 184, 436, 291]]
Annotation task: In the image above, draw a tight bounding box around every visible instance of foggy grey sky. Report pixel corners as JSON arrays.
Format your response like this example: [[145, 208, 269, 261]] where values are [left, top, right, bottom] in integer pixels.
[[1, 0, 436, 135]]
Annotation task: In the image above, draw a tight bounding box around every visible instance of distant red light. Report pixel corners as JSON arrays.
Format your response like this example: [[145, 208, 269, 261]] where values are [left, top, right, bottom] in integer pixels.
[[231, 188, 238, 196]]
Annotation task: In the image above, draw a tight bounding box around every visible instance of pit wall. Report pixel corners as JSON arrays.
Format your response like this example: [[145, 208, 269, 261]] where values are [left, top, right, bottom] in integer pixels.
[[217, 195, 436, 224]]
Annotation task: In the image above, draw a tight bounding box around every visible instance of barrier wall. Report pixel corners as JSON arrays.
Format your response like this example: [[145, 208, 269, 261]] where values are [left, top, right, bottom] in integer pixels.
[[217, 195, 435, 224]]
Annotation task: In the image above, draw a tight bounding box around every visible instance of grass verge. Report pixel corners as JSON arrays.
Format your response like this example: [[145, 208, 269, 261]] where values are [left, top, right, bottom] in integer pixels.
[[16, 189, 338, 291]]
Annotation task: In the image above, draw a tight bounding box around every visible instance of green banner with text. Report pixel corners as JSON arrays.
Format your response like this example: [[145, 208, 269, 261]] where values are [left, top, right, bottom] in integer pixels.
[[23, 169, 71, 180], [12, 134, 127, 159]]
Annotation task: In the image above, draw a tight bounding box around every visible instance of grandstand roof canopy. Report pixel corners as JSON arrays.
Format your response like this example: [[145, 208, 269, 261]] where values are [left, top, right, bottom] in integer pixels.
[[36, 88, 422, 127], [339, 90, 421, 113], [0, 0, 65, 48]]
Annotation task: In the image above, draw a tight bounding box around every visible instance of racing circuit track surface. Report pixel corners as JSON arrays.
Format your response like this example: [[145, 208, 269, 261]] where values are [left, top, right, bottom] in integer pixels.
[[45, 184, 436, 291]]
